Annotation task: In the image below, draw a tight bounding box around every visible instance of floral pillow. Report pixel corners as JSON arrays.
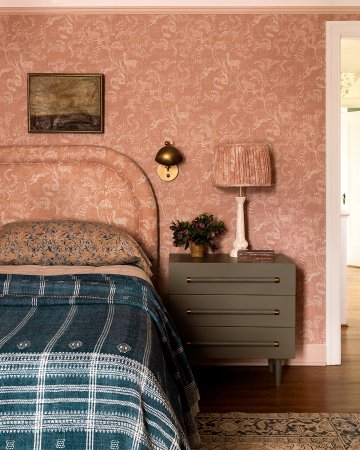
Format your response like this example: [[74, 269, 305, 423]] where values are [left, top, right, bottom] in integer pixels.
[[0, 220, 152, 276]]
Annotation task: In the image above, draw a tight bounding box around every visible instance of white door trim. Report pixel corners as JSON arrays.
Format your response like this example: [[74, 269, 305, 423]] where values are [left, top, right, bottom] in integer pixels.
[[326, 21, 360, 365]]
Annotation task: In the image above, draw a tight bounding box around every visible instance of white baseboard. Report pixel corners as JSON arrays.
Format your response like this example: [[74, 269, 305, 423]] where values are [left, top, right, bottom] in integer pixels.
[[289, 344, 327, 366]]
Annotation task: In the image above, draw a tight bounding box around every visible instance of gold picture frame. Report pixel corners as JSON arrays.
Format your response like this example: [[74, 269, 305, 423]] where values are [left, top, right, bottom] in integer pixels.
[[28, 73, 104, 133]]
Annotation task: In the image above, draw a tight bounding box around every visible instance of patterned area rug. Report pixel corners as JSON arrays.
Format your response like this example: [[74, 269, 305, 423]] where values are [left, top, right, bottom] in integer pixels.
[[196, 412, 360, 449]]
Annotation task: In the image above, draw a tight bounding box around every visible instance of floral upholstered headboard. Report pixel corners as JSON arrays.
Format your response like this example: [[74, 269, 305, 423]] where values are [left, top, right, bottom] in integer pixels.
[[0, 145, 158, 270]]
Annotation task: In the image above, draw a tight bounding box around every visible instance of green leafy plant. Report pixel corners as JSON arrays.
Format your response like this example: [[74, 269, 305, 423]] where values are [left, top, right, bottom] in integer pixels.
[[170, 213, 226, 252]]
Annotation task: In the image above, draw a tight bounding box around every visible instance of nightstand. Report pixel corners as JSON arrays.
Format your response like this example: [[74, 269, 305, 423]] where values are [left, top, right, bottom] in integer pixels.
[[168, 253, 296, 386]]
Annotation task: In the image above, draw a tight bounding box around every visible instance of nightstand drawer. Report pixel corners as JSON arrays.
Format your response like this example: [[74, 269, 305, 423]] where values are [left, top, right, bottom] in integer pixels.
[[182, 326, 295, 359], [169, 261, 295, 296], [169, 294, 294, 327]]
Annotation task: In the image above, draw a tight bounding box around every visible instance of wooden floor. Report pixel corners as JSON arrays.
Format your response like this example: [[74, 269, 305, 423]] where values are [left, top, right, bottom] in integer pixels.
[[193, 266, 360, 413]]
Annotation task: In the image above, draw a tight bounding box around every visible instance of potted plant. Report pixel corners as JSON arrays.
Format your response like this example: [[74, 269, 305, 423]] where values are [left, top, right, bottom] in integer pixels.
[[170, 213, 226, 257]]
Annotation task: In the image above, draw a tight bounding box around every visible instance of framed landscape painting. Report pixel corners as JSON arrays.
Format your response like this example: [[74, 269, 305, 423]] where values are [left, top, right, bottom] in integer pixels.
[[28, 73, 104, 133]]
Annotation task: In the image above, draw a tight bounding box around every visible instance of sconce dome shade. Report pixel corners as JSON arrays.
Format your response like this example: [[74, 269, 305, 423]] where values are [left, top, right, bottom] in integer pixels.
[[155, 141, 183, 167]]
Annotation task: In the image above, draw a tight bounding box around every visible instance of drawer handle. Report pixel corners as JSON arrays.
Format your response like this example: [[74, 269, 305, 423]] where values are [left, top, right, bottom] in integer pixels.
[[186, 276, 280, 284], [186, 309, 280, 316], [186, 341, 280, 348]]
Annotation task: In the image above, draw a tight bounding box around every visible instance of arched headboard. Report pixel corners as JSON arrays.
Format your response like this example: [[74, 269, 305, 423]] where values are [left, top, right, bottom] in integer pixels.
[[0, 145, 158, 271]]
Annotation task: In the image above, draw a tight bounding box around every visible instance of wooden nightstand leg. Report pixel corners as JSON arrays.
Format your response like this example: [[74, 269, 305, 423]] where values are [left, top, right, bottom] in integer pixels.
[[274, 359, 282, 386]]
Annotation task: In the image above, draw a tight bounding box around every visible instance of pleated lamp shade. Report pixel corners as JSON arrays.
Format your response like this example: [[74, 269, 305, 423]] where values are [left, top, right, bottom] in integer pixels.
[[213, 143, 272, 187]]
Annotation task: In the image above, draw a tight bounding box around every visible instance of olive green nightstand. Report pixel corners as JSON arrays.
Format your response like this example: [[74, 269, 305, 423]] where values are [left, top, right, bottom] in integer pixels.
[[168, 253, 296, 386]]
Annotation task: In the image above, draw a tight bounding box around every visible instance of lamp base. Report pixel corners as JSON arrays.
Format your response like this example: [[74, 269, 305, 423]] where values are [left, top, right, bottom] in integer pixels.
[[230, 245, 247, 258], [230, 196, 248, 258]]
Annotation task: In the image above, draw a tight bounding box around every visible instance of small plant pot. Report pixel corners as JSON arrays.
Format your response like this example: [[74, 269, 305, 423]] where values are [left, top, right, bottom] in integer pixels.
[[190, 243, 205, 258]]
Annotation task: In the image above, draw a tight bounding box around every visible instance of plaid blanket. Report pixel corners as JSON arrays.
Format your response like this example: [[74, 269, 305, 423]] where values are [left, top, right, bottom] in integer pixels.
[[0, 273, 200, 450]]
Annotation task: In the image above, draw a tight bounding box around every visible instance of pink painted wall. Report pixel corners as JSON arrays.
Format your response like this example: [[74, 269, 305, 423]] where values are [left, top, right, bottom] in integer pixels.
[[0, 13, 358, 352]]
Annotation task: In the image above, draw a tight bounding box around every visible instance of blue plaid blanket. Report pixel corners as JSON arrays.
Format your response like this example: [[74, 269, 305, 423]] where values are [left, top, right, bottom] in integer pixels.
[[0, 273, 200, 450]]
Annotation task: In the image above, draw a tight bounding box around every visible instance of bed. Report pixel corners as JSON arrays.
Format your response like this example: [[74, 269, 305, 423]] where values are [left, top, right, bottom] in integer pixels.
[[0, 145, 200, 450]]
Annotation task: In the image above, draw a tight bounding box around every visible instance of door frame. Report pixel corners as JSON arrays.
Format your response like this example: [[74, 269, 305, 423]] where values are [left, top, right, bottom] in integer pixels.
[[326, 21, 360, 365]]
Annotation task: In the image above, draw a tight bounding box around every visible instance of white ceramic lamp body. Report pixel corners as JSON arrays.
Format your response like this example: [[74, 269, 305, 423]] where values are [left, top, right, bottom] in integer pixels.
[[230, 195, 248, 256]]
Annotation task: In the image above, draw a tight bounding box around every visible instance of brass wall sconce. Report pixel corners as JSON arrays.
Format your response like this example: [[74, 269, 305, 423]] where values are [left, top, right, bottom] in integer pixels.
[[155, 141, 183, 181]]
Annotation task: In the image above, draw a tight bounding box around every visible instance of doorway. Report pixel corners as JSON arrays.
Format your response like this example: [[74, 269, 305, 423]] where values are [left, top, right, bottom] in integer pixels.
[[340, 38, 360, 326], [326, 21, 360, 365], [342, 110, 360, 266]]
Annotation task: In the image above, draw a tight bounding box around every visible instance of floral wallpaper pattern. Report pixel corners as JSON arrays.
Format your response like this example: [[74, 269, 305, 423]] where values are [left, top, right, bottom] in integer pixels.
[[0, 13, 359, 352]]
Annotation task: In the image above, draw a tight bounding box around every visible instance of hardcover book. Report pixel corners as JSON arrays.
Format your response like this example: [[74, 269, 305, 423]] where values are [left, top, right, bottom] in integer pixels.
[[237, 249, 275, 262]]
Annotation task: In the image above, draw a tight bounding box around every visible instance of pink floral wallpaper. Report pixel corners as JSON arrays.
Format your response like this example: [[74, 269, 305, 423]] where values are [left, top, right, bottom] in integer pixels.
[[0, 13, 359, 360]]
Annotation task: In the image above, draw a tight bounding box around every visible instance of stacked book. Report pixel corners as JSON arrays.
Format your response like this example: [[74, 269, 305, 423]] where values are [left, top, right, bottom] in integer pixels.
[[237, 249, 275, 262]]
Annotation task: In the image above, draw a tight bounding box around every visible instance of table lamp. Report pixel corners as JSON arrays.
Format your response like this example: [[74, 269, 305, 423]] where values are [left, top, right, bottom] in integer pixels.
[[213, 143, 272, 257]]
